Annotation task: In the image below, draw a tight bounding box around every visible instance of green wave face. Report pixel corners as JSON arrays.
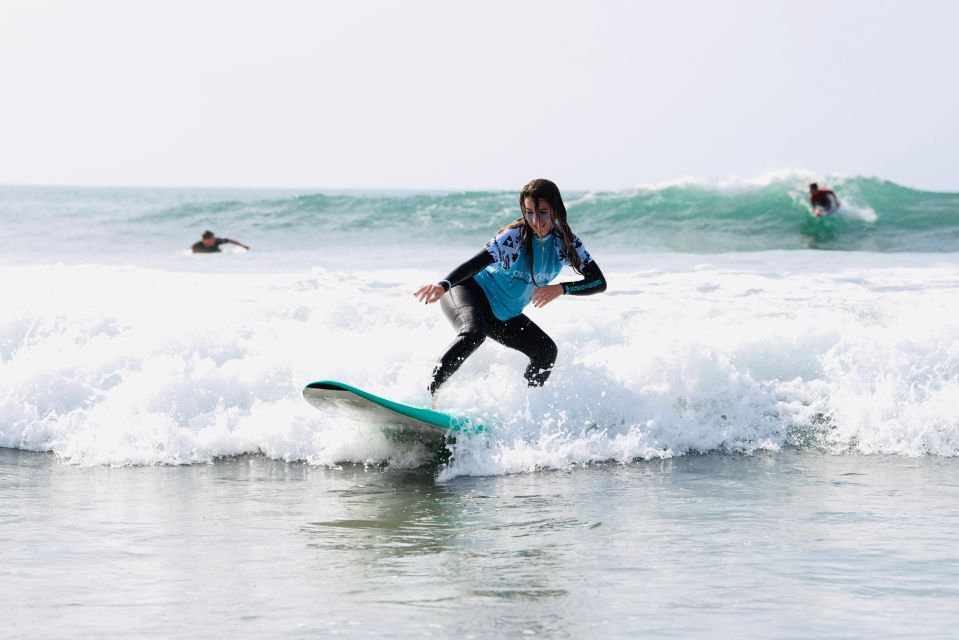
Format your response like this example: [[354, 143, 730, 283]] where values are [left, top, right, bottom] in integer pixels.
[[565, 176, 959, 252], [157, 176, 959, 253], [3, 175, 958, 254]]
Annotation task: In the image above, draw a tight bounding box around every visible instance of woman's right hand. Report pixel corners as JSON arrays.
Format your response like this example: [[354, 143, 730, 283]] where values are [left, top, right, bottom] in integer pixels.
[[414, 283, 446, 304]]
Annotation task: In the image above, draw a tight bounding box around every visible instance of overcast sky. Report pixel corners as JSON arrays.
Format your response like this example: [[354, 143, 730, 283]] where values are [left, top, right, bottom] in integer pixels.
[[1, 0, 957, 191]]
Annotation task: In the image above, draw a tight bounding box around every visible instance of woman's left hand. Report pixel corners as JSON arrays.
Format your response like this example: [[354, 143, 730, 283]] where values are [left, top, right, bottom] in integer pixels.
[[531, 284, 564, 308]]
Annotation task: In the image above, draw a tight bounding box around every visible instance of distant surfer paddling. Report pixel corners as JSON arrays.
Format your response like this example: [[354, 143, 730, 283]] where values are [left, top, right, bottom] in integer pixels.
[[809, 183, 841, 217], [414, 178, 607, 404], [191, 230, 250, 253]]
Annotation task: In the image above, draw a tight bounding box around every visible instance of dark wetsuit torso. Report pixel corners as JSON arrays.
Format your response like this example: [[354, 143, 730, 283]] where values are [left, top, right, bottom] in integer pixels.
[[192, 238, 229, 253], [810, 191, 837, 211], [429, 228, 607, 396]]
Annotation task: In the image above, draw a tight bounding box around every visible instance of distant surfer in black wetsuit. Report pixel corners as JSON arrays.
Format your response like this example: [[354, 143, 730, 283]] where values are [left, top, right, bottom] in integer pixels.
[[191, 230, 250, 253], [414, 178, 607, 405], [809, 183, 841, 217]]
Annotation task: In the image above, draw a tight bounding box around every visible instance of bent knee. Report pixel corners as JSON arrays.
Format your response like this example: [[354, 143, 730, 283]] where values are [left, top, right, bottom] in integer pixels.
[[458, 325, 488, 347], [539, 336, 558, 364]]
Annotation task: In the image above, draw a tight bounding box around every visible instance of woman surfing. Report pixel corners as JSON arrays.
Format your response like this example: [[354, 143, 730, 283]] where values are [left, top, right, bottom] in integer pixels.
[[414, 178, 607, 404]]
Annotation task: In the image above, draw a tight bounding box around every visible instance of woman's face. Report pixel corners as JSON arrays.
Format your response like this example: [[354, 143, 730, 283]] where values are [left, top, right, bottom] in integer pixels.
[[523, 196, 554, 239]]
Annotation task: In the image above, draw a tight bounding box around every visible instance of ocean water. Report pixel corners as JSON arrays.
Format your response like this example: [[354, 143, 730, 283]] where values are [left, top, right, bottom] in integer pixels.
[[2, 172, 959, 636], [4, 449, 958, 638]]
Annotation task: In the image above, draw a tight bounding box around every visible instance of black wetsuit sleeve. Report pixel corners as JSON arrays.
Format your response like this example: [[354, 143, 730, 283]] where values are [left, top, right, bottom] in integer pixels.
[[440, 249, 495, 291], [560, 260, 607, 296]]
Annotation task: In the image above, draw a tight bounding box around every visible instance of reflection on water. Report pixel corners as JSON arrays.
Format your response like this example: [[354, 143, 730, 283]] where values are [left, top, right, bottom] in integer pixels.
[[300, 468, 587, 614], [303, 472, 459, 556]]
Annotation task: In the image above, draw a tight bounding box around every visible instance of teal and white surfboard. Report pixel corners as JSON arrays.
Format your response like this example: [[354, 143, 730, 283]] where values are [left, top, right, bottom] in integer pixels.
[[302, 380, 484, 440]]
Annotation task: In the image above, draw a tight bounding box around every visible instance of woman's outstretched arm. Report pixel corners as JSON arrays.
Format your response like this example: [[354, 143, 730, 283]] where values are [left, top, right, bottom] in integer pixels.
[[414, 250, 494, 304]]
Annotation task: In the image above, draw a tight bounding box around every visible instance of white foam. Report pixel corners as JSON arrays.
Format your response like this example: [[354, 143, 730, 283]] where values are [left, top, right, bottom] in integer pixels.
[[628, 168, 820, 192], [2, 252, 958, 474]]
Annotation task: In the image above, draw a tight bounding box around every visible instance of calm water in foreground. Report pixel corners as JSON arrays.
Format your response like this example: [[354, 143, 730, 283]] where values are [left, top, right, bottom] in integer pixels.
[[2, 449, 958, 639]]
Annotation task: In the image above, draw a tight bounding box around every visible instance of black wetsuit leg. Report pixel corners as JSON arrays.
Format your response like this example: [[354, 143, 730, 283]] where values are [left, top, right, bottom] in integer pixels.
[[429, 278, 492, 396], [429, 278, 558, 395], [487, 314, 557, 387]]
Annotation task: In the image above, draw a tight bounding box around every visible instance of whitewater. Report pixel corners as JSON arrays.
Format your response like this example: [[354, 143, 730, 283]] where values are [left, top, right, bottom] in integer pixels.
[[2, 173, 959, 476]]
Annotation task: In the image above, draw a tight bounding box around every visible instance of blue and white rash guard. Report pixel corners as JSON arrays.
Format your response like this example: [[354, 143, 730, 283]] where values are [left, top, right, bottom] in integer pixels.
[[439, 226, 607, 321], [475, 228, 593, 320]]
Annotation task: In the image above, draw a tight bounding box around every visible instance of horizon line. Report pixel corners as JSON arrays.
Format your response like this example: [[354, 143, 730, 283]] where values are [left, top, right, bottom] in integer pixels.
[[0, 173, 955, 195]]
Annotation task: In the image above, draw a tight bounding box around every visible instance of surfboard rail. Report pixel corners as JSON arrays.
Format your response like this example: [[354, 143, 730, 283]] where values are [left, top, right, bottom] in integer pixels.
[[302, 380, 484, 435]]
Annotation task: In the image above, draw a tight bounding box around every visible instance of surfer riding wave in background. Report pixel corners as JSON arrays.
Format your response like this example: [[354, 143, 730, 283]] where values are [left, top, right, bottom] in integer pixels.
[[809, 183, 841, 217], [414, 178, 607, 406]]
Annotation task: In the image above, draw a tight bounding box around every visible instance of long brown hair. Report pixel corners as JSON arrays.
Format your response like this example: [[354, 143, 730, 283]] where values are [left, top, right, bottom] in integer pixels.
[[499, 178, 583, 285]]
